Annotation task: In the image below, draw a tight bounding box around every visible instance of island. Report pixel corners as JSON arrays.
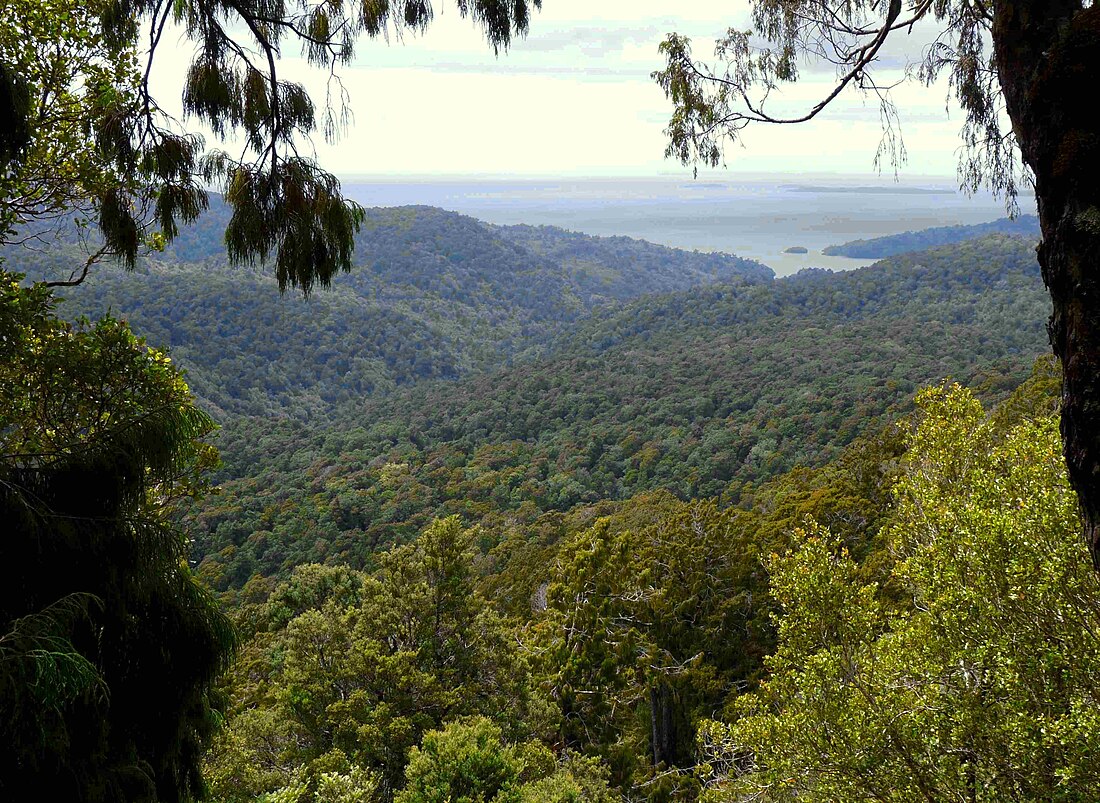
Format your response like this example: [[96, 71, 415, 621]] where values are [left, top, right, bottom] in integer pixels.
[[783, 245, 809, 254]]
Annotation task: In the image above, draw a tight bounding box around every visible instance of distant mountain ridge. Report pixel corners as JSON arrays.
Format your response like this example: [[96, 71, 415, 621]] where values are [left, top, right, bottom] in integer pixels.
[[491, 221, 773, 290], [823, 215, 1039, 257], [157, 199, 773, 284], [7, 204, 770, 419]]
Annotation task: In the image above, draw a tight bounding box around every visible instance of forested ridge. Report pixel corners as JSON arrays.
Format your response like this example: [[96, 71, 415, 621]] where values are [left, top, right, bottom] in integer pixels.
[[5, 194, 1069, 802], [822, 214, 1039, 258], [9, 203, 1097, 802], [6, 204, 768, 419], [11, 0, 1100, 800], [186, 232, 1048, 590]]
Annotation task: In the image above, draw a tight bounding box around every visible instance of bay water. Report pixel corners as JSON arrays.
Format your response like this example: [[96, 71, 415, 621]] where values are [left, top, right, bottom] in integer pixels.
[[342, 176, 1015, 277]]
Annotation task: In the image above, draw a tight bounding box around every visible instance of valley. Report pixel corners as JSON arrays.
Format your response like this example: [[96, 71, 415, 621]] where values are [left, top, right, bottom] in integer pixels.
[[3, 200, 1071, 803], [7, 3, 1100, 800]]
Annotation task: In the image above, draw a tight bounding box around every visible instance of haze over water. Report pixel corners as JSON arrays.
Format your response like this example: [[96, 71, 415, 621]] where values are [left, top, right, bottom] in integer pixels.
[[343, 176, 1013, 277]]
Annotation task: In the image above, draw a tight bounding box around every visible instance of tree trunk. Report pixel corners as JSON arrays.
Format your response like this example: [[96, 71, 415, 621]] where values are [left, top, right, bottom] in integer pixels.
[[649, 682, 676, 767], [650, 685, 660, 767], [994, 3, 1100, 568], [0, 63, 31, 166]]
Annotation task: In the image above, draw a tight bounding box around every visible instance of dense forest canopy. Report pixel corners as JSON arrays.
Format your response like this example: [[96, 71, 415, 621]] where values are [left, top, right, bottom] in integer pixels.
[[198, 359, 1100, 802], [4, 199, 1091, 802], [183, 232, 1047, 590], [6, 0, 1100, 800], [6, 204, 768, 419], [0, 151, 1076, 802]]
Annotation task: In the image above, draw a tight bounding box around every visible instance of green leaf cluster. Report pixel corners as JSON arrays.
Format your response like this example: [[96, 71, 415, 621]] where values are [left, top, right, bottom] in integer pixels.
[[205, 518, 546, 802], [699, 380, 1100, 802], [0, 270, 233, 801], [399, 718, 615, 803]]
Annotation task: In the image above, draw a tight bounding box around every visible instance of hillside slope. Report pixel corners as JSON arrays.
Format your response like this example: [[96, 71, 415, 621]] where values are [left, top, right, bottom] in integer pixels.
[[822, 215, 1039, 257], [10, 205, 769, 418], [189, 234, 1049, 586]]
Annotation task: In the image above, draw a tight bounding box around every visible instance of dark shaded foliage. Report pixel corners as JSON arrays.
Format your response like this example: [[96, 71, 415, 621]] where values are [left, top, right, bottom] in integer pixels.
[[0, 61, 31, 165], [0, 275, 234, 802]]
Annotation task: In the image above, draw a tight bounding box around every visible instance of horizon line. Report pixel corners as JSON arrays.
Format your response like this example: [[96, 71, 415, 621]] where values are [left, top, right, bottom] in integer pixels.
[[334, 170, 966, 185]]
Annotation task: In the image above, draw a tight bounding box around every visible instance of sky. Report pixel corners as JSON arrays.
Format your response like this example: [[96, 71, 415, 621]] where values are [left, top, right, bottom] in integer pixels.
[[152, 1, 977, 181]]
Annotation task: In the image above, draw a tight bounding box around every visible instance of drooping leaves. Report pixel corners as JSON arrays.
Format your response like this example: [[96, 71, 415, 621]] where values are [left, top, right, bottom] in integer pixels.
[[3, 0, 539, 289]]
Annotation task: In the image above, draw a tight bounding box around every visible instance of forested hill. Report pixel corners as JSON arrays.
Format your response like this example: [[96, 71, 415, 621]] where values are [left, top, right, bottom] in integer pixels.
[[12, 205, 769, 419], [165, 202, 774, 289], [191, 234, 1048, 587], [822, 214, 1039, 257], [490, 222, 773, 292], [552, 233, 1042, 354]]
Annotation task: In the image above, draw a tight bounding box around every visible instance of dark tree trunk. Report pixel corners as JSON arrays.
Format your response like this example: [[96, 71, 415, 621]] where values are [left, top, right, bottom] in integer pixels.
[[650, 682, 676, 767], [994, 2, 1100, 567], [650, 685, 660, 766], [0, 63, 32, 165]]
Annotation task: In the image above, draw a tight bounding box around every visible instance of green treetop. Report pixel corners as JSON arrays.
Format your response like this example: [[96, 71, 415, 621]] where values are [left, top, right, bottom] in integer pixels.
[[696, 383, 1100, 802]]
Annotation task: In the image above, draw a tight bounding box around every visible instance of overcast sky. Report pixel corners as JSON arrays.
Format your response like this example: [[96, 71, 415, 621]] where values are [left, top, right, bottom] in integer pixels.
[[154, 1, 974, 181]]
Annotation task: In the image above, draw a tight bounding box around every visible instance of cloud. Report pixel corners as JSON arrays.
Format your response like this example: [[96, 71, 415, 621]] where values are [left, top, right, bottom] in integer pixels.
[[143, 2, 983, 179], [506, 23, 666, 56]]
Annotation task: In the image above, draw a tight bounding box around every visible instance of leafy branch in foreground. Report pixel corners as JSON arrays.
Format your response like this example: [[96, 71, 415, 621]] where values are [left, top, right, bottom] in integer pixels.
[[2, 0, 541, 291], [0, 271, 235, 801]]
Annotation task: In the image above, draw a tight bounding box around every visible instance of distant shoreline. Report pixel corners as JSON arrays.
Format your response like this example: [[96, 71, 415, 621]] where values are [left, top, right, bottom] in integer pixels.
[[338, 178, 1013, 277], [781, 184, 955, 195]]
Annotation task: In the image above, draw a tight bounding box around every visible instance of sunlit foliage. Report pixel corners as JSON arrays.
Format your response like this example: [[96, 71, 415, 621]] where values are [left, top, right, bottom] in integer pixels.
[[697, 382, 1100, 802]]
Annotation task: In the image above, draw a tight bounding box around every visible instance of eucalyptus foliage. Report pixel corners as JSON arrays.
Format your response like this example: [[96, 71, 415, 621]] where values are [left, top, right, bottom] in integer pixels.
[[654, 0, 1023, 201]]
